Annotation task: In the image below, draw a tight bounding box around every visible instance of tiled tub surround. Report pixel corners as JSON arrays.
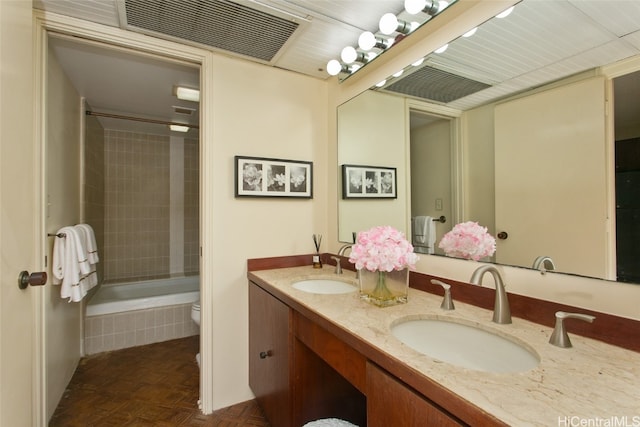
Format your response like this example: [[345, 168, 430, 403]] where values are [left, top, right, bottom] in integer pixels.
[[84, 276, 200, 355], [248, 265, 640, 426], [84, 303, 199, 355]]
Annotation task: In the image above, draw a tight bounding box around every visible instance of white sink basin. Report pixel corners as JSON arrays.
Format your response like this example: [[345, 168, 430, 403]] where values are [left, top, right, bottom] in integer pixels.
[[292, 279, 357, 295], [391, 318, 539, 373]]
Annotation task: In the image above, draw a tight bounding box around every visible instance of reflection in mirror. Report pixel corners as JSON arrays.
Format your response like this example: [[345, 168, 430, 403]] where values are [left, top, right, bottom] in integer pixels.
[[337, 0, 640, 284], [337, 91, 408, 243], [409, 110, 453, 255]]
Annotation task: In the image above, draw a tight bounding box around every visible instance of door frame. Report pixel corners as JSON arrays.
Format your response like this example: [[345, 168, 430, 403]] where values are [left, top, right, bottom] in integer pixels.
[[601, 56, 640, 281], [33, 10, 217, 420], [406, 99, 463, 226]]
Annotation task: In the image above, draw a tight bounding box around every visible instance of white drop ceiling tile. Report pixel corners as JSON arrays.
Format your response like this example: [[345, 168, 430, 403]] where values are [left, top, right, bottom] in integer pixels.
[[446, 80, 526, 110], [424, 55, 507, 85], [569, 0, 640, 38], [622, 30, 640, 50], [34, 0, 121, 27], [275, 18, 362, 78], [435, 0, 618, 83], [271, 0, 399, 30]]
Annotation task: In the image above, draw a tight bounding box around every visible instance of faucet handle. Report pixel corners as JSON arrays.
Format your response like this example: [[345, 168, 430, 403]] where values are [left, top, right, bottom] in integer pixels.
[[331, 256, 342, 274], [549, 311, 595, 348], [431, 279, 455, 310]]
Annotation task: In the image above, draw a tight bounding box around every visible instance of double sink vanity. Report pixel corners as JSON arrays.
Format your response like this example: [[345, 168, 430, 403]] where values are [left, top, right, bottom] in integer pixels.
[[248, 258, 640, 426]]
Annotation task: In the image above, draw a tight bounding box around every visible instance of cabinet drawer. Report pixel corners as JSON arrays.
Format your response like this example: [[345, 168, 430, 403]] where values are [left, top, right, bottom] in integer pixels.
[[294, 313, 366, 393], [367, 362, 464, 427]]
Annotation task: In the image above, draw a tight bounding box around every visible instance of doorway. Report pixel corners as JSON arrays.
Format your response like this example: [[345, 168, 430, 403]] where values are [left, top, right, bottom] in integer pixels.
[[35, 15, 214, 422], [614, 69, 640, 283], [409, 110, 454, 255]]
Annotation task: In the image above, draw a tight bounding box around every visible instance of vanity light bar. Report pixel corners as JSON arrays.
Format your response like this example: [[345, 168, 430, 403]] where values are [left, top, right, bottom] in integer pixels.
[[326, 0, 454, 78]]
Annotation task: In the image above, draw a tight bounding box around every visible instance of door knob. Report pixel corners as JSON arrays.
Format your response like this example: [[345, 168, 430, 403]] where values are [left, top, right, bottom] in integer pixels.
[[18, 271, 47, 290], [497, 231, 509, 240]]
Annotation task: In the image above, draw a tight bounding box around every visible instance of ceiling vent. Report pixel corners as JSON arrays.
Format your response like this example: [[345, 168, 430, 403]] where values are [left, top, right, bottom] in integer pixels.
[[384, 66, 492, 104], [123, 0, 300, 63]]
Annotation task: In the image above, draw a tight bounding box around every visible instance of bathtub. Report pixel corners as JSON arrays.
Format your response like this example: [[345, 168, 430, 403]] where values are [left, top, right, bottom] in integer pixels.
[[86, 275, 200, 316]]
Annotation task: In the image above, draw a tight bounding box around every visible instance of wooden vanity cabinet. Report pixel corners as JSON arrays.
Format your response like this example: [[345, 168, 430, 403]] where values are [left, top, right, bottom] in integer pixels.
[[249, 280, 472, 427], [248, 282, 292, 427]]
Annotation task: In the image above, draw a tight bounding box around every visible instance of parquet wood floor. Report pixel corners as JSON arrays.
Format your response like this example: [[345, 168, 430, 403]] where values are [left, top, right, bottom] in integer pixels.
[[49, 336, 270, 426]]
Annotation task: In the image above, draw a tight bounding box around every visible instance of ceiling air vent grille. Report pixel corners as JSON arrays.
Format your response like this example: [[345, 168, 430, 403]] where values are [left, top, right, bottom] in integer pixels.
[[385, 66, 491, 103], [124, 0, 299, 62]]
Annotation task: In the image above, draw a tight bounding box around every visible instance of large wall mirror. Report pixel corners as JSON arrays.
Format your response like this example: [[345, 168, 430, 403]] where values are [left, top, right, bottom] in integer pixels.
[[338, 0, 640, 284]]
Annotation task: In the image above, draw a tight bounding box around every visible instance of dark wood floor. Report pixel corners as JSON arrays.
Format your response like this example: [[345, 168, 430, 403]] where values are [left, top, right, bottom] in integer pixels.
[[50, 335, 271, 426]]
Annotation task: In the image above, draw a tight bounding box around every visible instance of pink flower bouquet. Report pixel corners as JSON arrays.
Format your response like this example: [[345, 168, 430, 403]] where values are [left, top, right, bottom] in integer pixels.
[[349, 225, 419, 272], [438, 221, 496, 261]]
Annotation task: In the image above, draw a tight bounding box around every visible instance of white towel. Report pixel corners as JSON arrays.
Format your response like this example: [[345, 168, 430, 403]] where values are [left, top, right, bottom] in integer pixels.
[[52, 226, 97, 302], [413, 216, 436, 254], [75, 223, 99, 264]]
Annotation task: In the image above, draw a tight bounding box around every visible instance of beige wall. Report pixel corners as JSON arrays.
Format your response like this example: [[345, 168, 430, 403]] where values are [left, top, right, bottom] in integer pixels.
[[45, 48, 82, 420], [462, 103, 495, 235], [207, 54, 329, 407]]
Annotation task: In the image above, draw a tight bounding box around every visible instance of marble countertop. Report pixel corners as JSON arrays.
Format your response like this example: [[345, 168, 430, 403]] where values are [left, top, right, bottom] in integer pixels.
[[249, 266, 640, 427]]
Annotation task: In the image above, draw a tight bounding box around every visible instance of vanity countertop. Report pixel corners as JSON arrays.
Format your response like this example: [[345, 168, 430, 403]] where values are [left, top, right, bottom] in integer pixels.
[[249, 266, 640, 427]]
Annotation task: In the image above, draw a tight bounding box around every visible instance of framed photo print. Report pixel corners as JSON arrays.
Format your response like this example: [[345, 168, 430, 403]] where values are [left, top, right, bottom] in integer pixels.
[[235, 156, 313, 198], [342, 164, 397, 199]]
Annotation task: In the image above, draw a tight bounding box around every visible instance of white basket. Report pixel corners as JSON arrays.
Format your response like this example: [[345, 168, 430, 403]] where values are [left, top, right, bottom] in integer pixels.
[[303, 419, 358, 427]]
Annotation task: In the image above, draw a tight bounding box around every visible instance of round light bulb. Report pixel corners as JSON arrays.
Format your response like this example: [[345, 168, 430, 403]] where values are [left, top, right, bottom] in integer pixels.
[[404, 0, 426, 14], [463, 27, 477, 37], [326, 59, 342, 76], [341, 46, 357, 64], [358, 32, 376, 51], [393, 69, 404, 78], [435, 44, 448, 54], [375, 80, 387, 88], [379, 13, 399, 35], [496, 6, 514, 18], [412, 57, 425, 67]]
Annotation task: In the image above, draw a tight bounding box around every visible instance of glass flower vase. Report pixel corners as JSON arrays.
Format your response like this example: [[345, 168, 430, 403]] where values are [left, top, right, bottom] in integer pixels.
[[358, 268, 409, 307]]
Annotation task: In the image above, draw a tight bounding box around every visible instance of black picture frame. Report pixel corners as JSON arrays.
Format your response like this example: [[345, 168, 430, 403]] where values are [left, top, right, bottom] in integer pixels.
[[235, 156, 313, 198], [342, 164, 397, 199]]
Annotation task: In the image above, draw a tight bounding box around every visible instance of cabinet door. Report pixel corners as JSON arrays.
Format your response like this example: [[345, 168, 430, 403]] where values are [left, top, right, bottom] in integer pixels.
[[367, 362, 463, 427], [249, 282, 292, 427]]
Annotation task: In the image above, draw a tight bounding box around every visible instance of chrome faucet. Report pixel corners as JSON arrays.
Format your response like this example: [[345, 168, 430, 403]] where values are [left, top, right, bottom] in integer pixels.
[[332, 244, 353, 275], [469, 265, 512, 324], [549, 311, 595, 348], [532, 255, 556, 275]]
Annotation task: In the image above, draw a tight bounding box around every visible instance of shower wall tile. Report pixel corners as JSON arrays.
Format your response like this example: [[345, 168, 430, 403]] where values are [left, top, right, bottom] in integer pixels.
[[103, 130, 171, 282], [184, 138, 200, 275], [83, 113, 105, 283]]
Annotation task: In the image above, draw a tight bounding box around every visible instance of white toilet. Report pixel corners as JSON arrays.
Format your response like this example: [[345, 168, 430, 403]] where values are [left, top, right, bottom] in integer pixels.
[[191, 300, 201, 367]]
